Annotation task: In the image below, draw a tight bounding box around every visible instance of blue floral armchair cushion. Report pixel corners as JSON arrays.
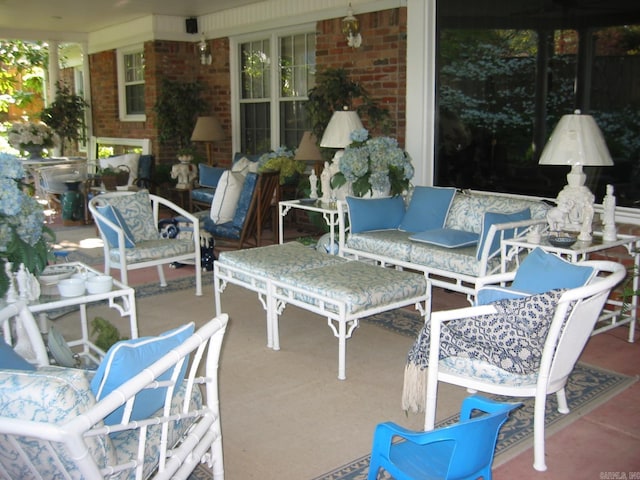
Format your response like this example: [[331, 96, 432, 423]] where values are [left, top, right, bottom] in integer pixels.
[[100, 190, 160, 243], [0, 366, 117, 475]]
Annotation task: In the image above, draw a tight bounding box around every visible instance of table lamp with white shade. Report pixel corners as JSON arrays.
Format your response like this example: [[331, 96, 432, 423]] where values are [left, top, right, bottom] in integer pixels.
[[319, 109, 364, 202], [539, 110, 613, 242]]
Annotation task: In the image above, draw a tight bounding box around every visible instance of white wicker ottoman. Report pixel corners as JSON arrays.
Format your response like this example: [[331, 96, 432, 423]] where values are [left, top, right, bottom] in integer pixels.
[[214, 242, 346, 347], [272, 261, 429, 379]]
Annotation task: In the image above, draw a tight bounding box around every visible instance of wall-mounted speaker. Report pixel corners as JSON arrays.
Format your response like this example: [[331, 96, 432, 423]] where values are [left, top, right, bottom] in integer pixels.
[[186, 18, 198, 34]]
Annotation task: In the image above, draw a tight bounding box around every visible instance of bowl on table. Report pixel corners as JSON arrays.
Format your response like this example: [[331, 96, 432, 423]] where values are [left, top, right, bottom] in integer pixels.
[[547, 233, 577, 248], [57, 278, 86, 297], [86, 275, 113, 294]]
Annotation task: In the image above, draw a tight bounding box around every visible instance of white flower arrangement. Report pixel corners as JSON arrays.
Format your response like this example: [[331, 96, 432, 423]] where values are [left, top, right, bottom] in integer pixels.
[[333, 128, 414, 197], [8, 121, 54, 151]]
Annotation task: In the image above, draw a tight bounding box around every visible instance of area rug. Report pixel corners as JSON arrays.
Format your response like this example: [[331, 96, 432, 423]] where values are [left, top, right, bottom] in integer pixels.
[[179, 304, 636, 480]]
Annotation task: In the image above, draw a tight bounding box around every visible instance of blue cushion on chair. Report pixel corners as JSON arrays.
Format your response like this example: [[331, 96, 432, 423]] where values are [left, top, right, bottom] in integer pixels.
[[95, 204, 136, 248], [476, 208, 530, 260], [511, 247, 595, 294], [410, 228, 479, 248], [398, 186, 456, 233], [232, 172, 259, 229], [198, 164, 225, 188], [346, 196, 405, 233], [476, 286, 529, 305], [90, 323, 195, 425], [0, 341, 36, 371]]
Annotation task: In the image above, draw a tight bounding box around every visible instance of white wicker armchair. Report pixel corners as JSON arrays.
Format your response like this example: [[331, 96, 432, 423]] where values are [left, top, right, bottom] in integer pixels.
[[0, 301, 228, 480], [89, 190, 202, 296]]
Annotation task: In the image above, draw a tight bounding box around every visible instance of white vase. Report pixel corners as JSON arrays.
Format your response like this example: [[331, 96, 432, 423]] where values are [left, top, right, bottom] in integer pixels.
[[362, 187, 391, 198]]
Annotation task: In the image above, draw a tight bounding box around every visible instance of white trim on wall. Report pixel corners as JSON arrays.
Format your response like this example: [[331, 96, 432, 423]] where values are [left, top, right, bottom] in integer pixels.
[[405, 0, 436, 187]]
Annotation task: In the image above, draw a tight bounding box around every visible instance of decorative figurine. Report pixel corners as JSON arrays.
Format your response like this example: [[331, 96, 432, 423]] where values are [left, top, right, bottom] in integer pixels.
[[5, 262, 18, 303], [171, 162, 197, 189], [602, 184, 617, 242], [309, 168, 318, 199], [320, 162, 332, 204]]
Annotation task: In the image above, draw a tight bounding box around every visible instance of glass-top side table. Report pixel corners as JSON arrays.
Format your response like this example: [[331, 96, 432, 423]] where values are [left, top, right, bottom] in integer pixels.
[[27, 262, 138, 365], [278, 199, 340, 253], [501, 231, 639, 342]]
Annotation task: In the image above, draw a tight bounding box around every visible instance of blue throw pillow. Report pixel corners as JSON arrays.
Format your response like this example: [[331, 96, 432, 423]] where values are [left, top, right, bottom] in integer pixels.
[[0, 341, 36, 371], [90, 323, 195, 425], [476, 208, 531, 260], [476, 286, 529, 305], [398, 186, 456, 233], [346, 196, 405, 233], [95, 204, 136, 248], [511, 247, 595, 294], [409, 228, 479, 248]]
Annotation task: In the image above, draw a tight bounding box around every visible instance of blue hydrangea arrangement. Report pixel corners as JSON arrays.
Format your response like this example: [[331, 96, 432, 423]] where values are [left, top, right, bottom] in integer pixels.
[[0, 153, 54, 296], [258, 146, 306, 185], [333, 128, 414, 197]]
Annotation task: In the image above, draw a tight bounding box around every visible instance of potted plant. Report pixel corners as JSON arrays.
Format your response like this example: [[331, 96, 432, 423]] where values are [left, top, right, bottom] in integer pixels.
[[40, 81, 88, 156], [306, 68, 392, 144], [7, 121, 54, 158], [257, 147, 306, 185], [99, 165, 130, 190], [332, 128, 414, 197], [153, 78, 207, 157], [0, 153, 55, 297], [177, 145, 196, 163]]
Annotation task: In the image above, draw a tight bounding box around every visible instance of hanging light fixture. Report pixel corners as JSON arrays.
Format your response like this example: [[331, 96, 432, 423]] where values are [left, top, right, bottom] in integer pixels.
[[342, 3, 362, 48], [198, 35, 212, 65]]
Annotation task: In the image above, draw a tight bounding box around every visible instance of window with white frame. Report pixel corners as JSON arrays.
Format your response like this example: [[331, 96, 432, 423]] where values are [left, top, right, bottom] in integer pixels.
[[236, 28, 315, 154], [117, 46, 145, 122]]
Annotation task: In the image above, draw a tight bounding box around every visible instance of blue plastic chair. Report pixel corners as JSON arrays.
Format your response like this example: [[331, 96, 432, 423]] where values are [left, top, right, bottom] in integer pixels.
[[367, 395, 520, 480]]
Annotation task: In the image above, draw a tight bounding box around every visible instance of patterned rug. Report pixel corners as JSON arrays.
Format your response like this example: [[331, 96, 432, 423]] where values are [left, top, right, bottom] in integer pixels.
[[308, 312, 636, 480], [183, 306, 635, 480]]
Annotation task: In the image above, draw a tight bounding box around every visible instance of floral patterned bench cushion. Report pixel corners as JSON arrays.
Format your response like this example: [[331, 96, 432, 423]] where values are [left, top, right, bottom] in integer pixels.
[[277, 261, 427, 315], [346, 230, 414, 262], [218, 242, 346, 288]]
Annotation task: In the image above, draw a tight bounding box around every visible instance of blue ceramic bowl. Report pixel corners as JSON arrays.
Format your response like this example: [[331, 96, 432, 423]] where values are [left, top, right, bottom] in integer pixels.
[[548, 235, 577, 248]]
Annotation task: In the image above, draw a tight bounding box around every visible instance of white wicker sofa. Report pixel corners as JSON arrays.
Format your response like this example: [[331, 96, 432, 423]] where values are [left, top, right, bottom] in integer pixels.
[[337, 188, 551, 303], [0, 302, 228, 480]]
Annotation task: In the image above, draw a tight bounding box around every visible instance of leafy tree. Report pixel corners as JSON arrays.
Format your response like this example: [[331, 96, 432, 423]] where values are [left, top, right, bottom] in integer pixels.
[[40, 81, 88, 155], [0, 40, 47, 113]]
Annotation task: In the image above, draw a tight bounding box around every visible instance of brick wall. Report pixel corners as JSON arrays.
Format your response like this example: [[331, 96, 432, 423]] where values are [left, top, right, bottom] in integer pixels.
[[316, 7, 408, 145], [87, 6, 408, 167], [89, 39, 232, 167]]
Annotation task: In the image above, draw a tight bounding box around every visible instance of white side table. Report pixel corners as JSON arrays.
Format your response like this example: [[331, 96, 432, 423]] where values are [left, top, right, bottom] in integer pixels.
[[278, 199, 340, 252], [27, 262, 139, 364], [501, 231, 639, 342]]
